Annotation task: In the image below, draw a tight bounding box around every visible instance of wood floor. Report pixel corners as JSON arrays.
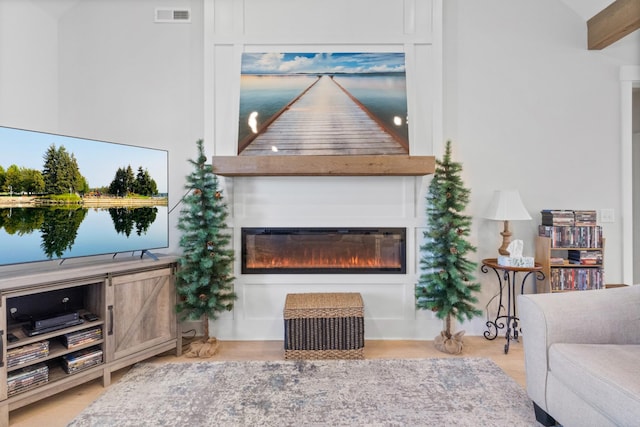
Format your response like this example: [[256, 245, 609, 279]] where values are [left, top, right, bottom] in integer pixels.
[[8, 336, 526, 427]]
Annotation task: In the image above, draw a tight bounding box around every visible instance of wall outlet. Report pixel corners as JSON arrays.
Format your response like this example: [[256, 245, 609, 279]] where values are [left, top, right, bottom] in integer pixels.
[[600, 209, 615, 223]]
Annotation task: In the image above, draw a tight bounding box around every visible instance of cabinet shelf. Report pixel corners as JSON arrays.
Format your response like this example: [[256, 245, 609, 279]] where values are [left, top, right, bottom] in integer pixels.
[[550, 264, 603, 268], [46, 360, 104, 383], [7, 336, 105, 373], [548, 247, 602, 251], [535, 234, 605, 293], [0, 256, 180, 424], [6, 320, 104, 350]]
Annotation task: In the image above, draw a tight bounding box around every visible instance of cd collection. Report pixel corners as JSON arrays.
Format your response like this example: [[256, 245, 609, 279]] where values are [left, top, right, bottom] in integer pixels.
[[62, 346, 103, 374], [7, 341, 49, 368], [7, 363, 49, 397], [62, 326, 102, 349], [541, 209, 597, 227], [5, 326, 105, 396]]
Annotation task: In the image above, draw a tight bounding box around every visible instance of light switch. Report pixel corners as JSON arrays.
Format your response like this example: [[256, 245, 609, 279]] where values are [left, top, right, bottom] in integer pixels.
[[600, 209, 615, 223]]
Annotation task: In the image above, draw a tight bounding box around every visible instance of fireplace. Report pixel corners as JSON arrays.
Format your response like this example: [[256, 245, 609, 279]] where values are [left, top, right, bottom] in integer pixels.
[[241, 228, 406, 274]]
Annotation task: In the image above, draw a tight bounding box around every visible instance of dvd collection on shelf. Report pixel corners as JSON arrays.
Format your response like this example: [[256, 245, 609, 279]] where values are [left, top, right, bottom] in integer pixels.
[[7, 341, 50, 369], [538, 225, 603, 248], [539, 210, 601, 248], [541, 209, 597, 226], [550, 268, 604, 291], [538, 209, 604, 292], [5, 326, 104, 397], [62, 326, 103, 349], [7, 364, 49, 397], [62, 346, 103, 374], [568, 249, 603, 265]]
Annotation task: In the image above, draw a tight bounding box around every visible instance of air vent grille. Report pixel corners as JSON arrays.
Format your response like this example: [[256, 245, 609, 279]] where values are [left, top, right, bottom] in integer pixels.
[[155, 8, 191, 23]]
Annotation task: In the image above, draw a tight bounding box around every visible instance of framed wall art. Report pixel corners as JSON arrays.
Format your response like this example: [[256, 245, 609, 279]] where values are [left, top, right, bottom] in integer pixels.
[[237, 52, 409, 157]]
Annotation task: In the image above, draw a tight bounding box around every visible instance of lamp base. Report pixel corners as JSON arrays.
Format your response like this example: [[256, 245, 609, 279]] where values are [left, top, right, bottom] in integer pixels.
[[498, 220, 512, 256]]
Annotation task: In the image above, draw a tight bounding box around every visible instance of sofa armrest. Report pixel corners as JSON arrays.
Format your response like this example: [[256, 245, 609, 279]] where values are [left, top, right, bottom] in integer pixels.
[[518, 285, 640, 410]]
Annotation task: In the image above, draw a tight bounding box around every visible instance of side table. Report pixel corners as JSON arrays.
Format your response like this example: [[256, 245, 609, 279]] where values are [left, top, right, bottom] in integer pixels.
[[481, 258, 544, 354]]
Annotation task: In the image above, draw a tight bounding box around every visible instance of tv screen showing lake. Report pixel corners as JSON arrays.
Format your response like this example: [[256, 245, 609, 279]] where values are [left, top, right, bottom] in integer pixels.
[[0, 205, 168, 264], [0, 125, 169, 266]]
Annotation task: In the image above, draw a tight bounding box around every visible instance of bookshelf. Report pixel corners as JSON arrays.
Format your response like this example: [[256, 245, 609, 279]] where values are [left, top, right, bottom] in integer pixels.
[[535, 210, 604, 293]]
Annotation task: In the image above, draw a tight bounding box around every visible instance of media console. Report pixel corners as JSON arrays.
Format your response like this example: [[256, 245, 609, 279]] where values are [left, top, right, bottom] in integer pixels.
[[0, 255, 180, 427]]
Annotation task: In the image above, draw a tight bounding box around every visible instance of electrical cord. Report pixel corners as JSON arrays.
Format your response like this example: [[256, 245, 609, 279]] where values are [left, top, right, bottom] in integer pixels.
[[180, 329, 199, 352], [168, 188, 193, 215]]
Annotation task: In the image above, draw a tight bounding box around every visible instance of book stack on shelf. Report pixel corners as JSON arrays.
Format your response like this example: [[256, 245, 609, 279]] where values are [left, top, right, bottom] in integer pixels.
[[61, 326, 102, 349], [6, 341, 49, 368], [7, 363, 49, 397], [535, 209, 604, 293], [62, 346, 103, 374]]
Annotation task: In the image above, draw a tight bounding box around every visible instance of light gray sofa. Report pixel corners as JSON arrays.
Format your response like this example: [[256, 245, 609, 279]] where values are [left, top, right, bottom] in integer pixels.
[[518, 285, 640, 427]]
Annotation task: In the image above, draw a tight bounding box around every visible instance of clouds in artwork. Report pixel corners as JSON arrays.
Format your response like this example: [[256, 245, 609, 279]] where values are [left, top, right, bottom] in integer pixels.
[[241, 52, 405, 74]]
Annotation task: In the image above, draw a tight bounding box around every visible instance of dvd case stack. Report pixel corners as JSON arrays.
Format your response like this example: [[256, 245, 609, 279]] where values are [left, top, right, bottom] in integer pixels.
[[62, 346, 103, 374], [62, 326, 102, 349], [7, 341, 50, 368], [550, 267, 604, 291], [7, 363, 49, 396], [538, 225, 603, 248], [568, 250, 603, 265], [541, 210, 575, 226], [573, 210, 597, 226]]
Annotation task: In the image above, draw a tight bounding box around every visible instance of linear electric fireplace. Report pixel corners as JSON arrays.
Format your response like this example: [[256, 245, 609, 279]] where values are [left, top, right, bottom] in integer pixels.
[[242, 228, 406, 274]]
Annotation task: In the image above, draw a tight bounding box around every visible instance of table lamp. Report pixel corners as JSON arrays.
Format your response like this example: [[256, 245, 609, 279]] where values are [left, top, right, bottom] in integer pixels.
[[484, 190, 531, 256]]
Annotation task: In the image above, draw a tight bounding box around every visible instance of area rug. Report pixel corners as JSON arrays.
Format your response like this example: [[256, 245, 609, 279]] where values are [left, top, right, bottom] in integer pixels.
[[67, 358, 537, 426]]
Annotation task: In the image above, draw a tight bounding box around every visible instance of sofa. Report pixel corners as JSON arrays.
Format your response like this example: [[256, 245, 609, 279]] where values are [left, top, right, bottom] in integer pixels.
[[518, 285, 640, 427]]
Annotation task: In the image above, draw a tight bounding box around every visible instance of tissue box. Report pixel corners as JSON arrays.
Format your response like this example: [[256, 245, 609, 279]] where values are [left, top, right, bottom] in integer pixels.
[[497, 256, 534, 268]]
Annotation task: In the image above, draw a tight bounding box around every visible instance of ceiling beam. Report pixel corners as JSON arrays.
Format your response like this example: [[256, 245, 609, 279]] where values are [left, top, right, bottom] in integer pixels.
[[587, 0, 640, 50]]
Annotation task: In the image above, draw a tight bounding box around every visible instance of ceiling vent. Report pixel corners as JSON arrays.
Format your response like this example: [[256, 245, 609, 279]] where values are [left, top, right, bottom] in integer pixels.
[[155, 8, 191, 23]]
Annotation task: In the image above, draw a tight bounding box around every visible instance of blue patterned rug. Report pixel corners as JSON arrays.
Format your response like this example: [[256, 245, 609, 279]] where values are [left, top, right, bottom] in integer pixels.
[[67, 358, 536, 426]]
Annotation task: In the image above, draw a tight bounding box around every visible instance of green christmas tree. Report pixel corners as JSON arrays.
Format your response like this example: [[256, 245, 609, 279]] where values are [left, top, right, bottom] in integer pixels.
[[415, 140, 481, 353], [176, 139, 236, 355]]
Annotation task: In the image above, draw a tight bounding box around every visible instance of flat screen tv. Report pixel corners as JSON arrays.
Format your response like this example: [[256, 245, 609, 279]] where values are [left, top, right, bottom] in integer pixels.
[[0, 125, 169, 266]]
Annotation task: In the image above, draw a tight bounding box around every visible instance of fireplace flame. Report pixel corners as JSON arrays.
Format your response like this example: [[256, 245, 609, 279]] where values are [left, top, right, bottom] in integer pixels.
[[247, 254, 401, 269], [242, 228, 406, 273]]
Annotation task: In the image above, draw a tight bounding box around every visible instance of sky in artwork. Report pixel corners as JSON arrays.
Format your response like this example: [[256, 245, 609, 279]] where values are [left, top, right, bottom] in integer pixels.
[[241, 52, 406, 75], [0, 126, 168, 193]]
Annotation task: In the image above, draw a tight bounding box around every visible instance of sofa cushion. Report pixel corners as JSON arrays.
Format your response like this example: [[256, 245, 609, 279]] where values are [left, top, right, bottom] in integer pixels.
[[549, 343, 640, 425]]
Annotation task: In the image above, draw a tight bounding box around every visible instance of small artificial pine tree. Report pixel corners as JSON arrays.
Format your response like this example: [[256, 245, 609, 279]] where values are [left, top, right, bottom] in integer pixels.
[[415, 140, 481, 351], [176, 139, 236, 348]]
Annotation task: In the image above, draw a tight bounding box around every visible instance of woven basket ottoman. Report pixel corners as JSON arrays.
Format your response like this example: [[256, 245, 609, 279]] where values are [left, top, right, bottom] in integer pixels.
[[283, 292, 364, 359]]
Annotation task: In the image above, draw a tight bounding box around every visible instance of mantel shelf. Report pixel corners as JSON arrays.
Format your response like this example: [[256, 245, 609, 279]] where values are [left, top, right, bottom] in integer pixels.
[[211, 155, 436, 177]]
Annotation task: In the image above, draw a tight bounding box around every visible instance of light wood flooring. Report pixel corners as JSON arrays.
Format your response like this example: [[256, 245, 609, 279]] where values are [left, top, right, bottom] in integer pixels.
[[9, 336, 526, 427]]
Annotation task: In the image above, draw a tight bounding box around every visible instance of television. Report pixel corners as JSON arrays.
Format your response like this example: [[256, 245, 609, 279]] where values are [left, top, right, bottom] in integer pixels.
[[0, 125, 169, 266]]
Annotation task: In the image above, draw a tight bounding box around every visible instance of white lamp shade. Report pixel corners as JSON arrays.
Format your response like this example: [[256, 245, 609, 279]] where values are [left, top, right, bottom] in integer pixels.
[[484, 190, 532, 221]]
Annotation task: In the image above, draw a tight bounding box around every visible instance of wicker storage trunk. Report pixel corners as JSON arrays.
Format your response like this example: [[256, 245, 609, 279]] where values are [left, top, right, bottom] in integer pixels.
[[283, 292, 364, 359]]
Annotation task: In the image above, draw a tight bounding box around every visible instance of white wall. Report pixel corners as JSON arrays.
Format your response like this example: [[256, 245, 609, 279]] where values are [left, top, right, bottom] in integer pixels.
[[1, 0, 638, 340], [0, 1, 59, 130], [446, 0, 634, 300]]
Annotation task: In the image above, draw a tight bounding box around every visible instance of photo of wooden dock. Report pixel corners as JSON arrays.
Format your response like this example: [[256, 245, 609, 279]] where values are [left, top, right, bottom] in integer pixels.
[[240, 75, 408, 156]]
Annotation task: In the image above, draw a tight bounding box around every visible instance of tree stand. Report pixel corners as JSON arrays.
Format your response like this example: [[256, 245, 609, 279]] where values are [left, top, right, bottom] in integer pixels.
[[185, 315, 219, 358], [433, 315, 465, 354]]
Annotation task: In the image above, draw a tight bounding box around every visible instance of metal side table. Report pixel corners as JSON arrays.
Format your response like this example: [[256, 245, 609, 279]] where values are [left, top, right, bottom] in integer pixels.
[[481, 258, 544, 354]]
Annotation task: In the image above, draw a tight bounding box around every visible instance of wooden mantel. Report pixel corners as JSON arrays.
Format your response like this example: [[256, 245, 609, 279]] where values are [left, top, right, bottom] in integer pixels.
[[211, 155, 436, 176]]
